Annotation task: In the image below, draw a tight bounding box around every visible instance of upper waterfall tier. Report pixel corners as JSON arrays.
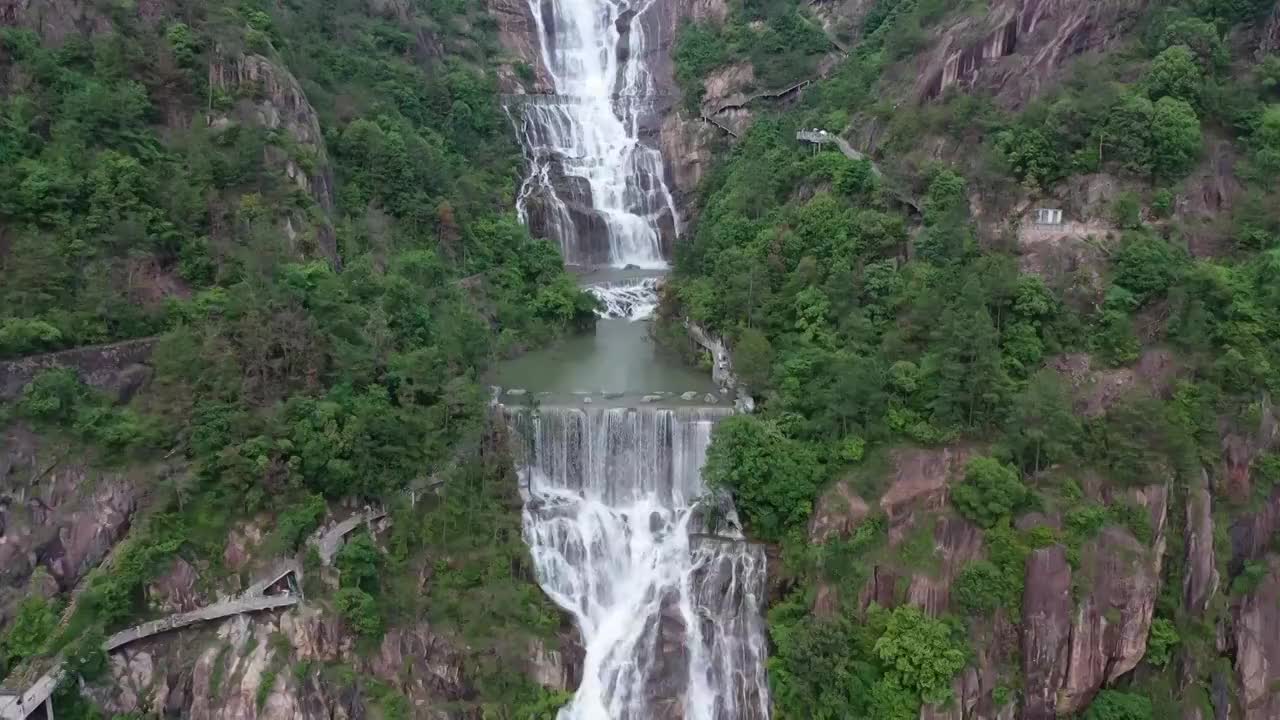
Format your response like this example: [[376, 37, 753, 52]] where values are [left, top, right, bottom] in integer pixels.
[[511, 0, 679, 268], [506, 405, 769, 720]]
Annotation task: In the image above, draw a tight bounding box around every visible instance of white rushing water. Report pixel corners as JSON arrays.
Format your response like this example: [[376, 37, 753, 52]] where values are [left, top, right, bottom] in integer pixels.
[[509, 407, 770, 720], [588, 277, 660, 320], [512, 0, 679, 268]]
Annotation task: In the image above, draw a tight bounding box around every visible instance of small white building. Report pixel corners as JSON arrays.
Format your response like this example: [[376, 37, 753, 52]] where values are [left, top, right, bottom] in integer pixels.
[[1033, 208, 1064, 225]]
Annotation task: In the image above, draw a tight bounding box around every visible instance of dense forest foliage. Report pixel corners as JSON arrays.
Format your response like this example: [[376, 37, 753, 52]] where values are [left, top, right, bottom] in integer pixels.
[[4, 0, 1280, 716], [670, 0, 1280, 717], [0, 0, 589, 714]]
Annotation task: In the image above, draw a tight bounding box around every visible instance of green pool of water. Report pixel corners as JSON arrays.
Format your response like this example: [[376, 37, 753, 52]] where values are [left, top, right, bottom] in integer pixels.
[[489, 317, 720, 406]]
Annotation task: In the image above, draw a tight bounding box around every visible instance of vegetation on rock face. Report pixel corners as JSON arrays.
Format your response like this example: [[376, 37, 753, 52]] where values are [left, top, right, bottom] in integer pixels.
[[950, 456, 1028, 529], [0, 0, 588, 711], [676, 0, 1280, 716], [769, 601, 966, 720]]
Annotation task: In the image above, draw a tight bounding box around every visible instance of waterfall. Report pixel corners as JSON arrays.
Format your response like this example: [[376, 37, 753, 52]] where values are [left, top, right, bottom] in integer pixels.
[[508, 406, 770, 720], [501, 0, 769, 715], [511, 0, 679, 268], [588, 277, 660, 320]]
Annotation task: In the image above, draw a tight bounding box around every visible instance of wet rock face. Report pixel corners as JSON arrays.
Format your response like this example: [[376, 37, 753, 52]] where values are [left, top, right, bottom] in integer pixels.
[[1233, 556, 1280, 720], [490, 0, 552, 92], [1184, 482, 1220, 615], [0, 425, 144, 621], [879, 446, 970, 542], [808, 480, 870, 544], [640, 591, 690, 720], [1021, 545, 1073, 720], [518, 159, 612, 266], [917, 0, 1148, 109], [1021, 485, 1168, 718], [528, 628, 585, 693]]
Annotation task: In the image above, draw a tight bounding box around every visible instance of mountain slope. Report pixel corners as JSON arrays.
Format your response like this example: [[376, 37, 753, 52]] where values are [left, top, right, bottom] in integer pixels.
[[1, 0, 592, 716], [659, 0, 1280, 718]]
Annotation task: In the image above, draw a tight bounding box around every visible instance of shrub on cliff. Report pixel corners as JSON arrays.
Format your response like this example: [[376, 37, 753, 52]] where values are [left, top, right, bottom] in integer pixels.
[[1084, 690, 1153, 720], [950, 456, 1028, 529], [704, 415, 822, 541], [872, 606, 968, 706]]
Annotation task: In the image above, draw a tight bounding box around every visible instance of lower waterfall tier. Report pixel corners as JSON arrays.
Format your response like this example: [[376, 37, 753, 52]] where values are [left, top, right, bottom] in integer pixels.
[[505, 405, 769, 720]]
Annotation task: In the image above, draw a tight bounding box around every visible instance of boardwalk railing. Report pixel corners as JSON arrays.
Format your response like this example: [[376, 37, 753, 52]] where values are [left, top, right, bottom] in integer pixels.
[[0, 569, 301, 720]]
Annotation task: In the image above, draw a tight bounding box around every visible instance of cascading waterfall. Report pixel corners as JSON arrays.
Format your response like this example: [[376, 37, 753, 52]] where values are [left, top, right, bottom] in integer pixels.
[[508, 406, 769, 720], [588, 277, 660, 320], [511, 0, 679, 268], [502, 0, 769, 715]]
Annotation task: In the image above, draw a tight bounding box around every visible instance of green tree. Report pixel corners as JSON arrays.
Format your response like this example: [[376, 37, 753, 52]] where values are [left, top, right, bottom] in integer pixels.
[[929, 280, 1012, 430], [996, 126, 1062, 188], [335, 587, 383, 639], [1158, 18, 1225, 70], [1250, 105, 1280, 184], [1113, 232, 1189, 303], [1144, 617, 1180, 667], [704, 416, 822, 540], [1, 596, 58, 672], [951, 456, 1027, 528], [1261, 56, 1280, 96], [734, 326, 774, 389], [1006, 369, 1080, 474], [1102, 94, 1156, 175], [1145, 45, 1203, 105], [1150, 96, 1202, 180], [336, 531, 384, 594], [953, 560, 1004, 615], [1083, 690, 1153, 720], [872, 606, 967, 705], [0, 318, 64, 358]]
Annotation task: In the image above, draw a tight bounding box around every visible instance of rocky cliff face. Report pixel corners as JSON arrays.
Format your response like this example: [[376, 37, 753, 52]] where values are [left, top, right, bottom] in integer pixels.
[[489, 0, 552, 93], [0, 425, 157, 624], [1260, 1, 1280, 58], [1232, 555, 1280, 720], [1022, 484, 1168, 717], [804, 442, 1181, 720], [0, 0, 112, 44], [916, 0, 1149, 109], [208, 53, 339, 267], [83, 544, 583, 719], [0, 338, 157, 403]]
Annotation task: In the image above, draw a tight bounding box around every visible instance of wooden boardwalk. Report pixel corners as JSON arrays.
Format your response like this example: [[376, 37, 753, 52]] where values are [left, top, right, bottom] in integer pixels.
[[0, 568, 300, 720]]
